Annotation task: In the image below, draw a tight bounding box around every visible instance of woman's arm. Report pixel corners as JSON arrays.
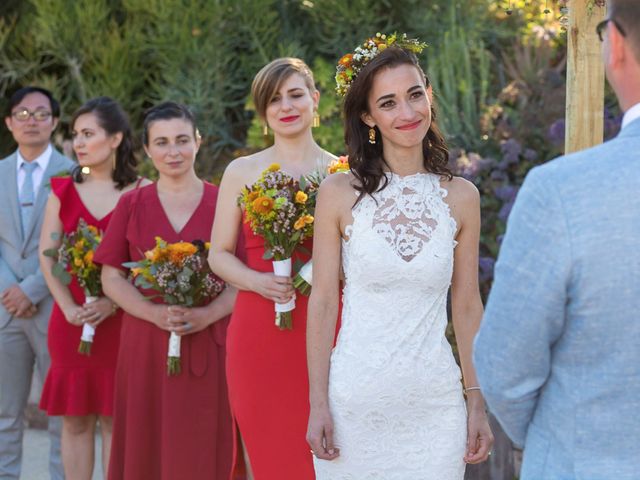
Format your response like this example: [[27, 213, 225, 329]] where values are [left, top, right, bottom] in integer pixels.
[[101, 265, 172, 331], [208, 159, 294, 304], [39, 194, 84, 325], [448, 178, 494, 464], [306, 175, 345, 461]]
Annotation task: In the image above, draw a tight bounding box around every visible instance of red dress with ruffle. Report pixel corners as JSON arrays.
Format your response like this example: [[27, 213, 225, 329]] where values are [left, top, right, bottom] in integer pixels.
[[94, 182, 233, 480], [226, 221, 316, 480], [39, 176, 122, 416]]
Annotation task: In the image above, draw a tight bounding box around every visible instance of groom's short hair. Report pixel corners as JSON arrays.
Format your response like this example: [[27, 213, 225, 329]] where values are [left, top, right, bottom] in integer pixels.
[[611, 0, 640, 59]]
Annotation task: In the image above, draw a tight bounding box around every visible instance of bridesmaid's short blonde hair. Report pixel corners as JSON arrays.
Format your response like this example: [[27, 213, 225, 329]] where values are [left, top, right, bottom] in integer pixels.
[[251, 57, 316, 120]]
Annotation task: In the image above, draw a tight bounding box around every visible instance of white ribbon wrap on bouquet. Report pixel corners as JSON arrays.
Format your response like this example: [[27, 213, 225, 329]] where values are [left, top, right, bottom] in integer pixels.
[[298, 261, 313, 285], [272, 258, 296, 313], [81, 296, 98, 342], [168, 332, 181, 357]]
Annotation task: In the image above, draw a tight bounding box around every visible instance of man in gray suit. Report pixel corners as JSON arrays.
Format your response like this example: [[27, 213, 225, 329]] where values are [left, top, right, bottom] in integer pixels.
[[474, 1, 640, 478], [0, 87, 74, 479]]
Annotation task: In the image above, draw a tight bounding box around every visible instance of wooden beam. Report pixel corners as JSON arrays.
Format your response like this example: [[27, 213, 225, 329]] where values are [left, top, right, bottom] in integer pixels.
[[565, 0, 606, 154]]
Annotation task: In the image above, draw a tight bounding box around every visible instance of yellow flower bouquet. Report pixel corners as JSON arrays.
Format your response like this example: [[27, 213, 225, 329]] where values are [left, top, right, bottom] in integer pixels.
[[44, 219, 104, 355], [123, 238, 225, 375], [292, 156, 350, 296], [238, 163, 316, 329]]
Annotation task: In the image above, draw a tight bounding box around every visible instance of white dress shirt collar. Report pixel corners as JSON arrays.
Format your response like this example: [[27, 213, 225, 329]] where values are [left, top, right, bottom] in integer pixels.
[[621, 102, 640, 130]]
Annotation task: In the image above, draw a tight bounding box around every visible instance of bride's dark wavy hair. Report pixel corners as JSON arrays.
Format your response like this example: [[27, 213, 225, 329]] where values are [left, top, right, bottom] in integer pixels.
[[343, 46, 451, 202]]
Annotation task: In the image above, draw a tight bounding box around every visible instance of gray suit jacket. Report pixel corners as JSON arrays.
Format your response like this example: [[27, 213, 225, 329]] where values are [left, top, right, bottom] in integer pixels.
[[0, 148, 75, 333], [474, 119, 640, 479]]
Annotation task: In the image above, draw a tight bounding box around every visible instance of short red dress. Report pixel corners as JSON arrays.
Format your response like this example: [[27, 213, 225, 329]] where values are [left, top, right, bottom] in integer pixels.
[[94, 182, 233, 480], [40, 176, 122, 416], [226, 221, 317, 480]]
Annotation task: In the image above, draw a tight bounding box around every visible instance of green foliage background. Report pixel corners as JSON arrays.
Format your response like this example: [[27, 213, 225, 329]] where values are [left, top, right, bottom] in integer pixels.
[[0, 0, 545, 178]]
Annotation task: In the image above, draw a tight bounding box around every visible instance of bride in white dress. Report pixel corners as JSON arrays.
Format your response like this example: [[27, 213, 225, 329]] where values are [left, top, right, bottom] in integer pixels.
[[307, 35, 493, 479]]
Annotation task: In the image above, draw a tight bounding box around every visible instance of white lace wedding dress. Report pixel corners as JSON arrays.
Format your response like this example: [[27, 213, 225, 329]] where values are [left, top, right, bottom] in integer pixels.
[[314, 172, 467, 479]]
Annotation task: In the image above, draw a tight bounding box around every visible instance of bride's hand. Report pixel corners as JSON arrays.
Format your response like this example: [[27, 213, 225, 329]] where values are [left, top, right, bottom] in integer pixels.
[[250, 271, 295, 304], [464, 396, 494, 464], [307, 405, 340, 461]]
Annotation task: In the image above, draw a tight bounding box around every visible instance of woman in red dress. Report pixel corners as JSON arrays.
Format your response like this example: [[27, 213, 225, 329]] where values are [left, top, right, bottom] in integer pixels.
[[39, 97, 147, 479], [95, 102, 235, 480], [209, 58, 336, 479]]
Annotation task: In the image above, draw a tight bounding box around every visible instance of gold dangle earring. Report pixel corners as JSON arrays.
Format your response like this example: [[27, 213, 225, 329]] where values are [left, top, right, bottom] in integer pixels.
[[312, 111, 320, 128], [262, 124, 269, 136], [368, 127, 376, 145]]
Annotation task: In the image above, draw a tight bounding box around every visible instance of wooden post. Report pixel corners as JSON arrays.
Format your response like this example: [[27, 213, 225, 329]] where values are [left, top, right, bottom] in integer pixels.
[[565, 0, 606, 154]]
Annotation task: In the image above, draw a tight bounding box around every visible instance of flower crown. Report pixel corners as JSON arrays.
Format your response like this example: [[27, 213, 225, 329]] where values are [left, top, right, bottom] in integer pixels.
[[335, 32, 427, 97]]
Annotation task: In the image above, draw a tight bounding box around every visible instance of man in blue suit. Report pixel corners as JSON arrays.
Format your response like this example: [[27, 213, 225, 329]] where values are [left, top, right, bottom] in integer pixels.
[[474, 1, 640, 478], [0, 87, 74, 479]]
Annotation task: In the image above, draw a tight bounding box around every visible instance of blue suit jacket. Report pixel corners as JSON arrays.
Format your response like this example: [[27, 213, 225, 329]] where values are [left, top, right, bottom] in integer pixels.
[[0, 148, 75, 333], [474, 119, 640, 479]]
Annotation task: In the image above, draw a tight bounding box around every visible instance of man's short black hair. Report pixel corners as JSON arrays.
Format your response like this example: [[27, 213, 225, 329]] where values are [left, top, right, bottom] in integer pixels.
[[6, 86, 60, 118]]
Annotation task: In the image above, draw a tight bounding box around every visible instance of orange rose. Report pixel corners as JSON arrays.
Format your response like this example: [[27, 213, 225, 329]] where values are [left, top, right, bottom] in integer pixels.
[[252, 196, 274, 215], [339, 53, 353, 67], [247, 190, 260, 202]]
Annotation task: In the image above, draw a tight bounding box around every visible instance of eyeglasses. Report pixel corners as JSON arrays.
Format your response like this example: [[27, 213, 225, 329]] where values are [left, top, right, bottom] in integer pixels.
[[11, 109, 52, 122], [596, 18, 627, 42]]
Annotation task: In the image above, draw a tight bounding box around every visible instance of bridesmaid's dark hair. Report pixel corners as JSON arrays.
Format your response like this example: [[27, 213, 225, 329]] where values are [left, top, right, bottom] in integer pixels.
[[343, 46, 451, 202], [142, 101, 198, 146], [70, 97, 138, 190]]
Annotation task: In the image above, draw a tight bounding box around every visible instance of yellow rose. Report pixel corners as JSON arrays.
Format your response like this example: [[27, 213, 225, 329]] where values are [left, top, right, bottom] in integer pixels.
[[74, 257, 84, 268], [267, 163, 280, 172], [295, 191, 308, 204], [83, 250, 94, 265], [294, 214, 314, 230]]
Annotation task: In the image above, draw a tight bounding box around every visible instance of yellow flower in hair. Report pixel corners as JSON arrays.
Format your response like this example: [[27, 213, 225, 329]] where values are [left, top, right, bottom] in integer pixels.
[[295, 191, 308, 204]]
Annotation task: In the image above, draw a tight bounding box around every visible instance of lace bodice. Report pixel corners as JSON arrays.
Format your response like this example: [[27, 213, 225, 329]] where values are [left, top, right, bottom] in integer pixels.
[[314, 172, 466, 479]]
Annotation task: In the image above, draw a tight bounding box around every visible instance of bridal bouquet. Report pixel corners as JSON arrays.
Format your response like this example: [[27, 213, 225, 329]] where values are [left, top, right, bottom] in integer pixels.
[[44, 219, 104, 355], [124, 238, 225, 375], [292, 156, 350, 295], [238, 163, 316, 329]]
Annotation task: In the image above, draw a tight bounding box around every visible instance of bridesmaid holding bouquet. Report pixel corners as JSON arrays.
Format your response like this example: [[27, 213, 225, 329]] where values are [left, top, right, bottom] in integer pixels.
[[95, 102, 235, 480], [39, 97, 146, 479], [209, 57, 336, 479]]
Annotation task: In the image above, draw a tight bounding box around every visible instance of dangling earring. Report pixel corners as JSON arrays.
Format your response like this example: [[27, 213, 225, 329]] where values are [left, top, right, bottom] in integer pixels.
[[81, 166, 91, 175], [368, 127, 376, 145], [111, 152, 116, 171], [262, 124, 269, 136], [312, 112, 320, 128]]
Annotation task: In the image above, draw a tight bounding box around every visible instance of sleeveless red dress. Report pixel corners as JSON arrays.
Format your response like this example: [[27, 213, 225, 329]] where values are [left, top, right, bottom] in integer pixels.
[[94, 182, 233, 480], [226, 221, 316, 480], [40, 176, 122, 416]]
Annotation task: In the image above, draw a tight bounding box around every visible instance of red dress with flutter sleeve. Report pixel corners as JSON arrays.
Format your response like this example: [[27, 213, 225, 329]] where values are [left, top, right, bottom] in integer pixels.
[[93, 182, 233, 480], [39, 176, 122, 416]]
